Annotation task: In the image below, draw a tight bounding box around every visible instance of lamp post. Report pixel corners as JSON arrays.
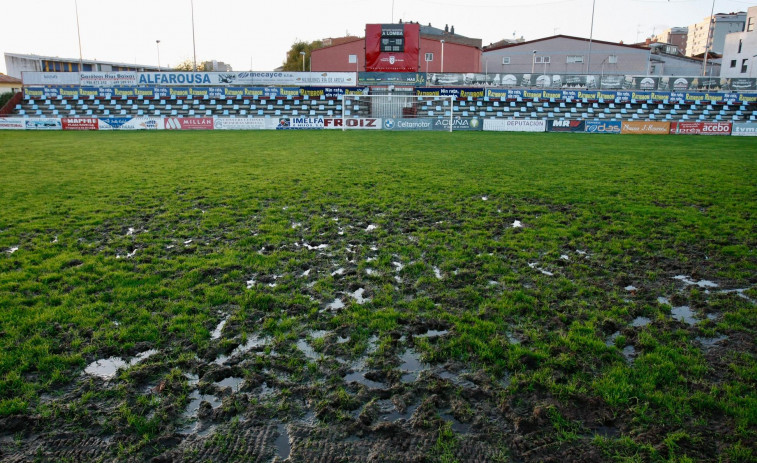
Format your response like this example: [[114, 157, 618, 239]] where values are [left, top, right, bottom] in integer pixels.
[[300, 51, 306, 72], [191, 0, 197, 71], [74, 0, 83, 72], [156, 40, 161, 72], [702, 0, 716, 76], [440, 40, 445, 73], [531, 50, 537, 75], [586, 0, 596, 74]]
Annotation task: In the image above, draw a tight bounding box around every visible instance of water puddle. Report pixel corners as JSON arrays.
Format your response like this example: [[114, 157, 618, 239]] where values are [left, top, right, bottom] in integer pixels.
[[382, 401, 419, 422], [211, 316, 229, 340], [179, 389, 223, 434], [331, 267, 345, 276], [184, 239, 193, 245], [560, 254, 570, 261], [440, 411, 472, 434], [433, 266, 443, 279], [214, 335, 266, 365], [417, 329, 448, 338], [671, 306, 698, 325], [116, 249, 138, 259], [631, 316, 651, 327], [605, 331, 621, 347], [301, 269, 311, 277], [366, 224, 378, 232], [437, 369, 476, 389], [303, 242, 329, 251], [506, 331, 521, 345], [350, 288, 370, 304], [399, 349, 424, 383], [274, 424, 291, 460], [291, 222, 301, 229], [392, 261, 404, 272], [365, 268, 377, 276], [674, 275, 719, 289], [696, 335, 728, 349], [512, 220, 523, 228], [246, 278, 255, 289], [325, 298, 345, 311], [126, 227, 135, 236], [344, 369, 386, 389], [297, 339, 320, 361], [259, 381, 276, 398], [481, 196, 488, 201], [528, 262, 553, 276], [657, 296, 670, 305], [625, 285, 638, 292], [215, 376, 244, 392], [719, 288, 756, 304], [84, 349, 158, 380], [621, 345, 636, 362]]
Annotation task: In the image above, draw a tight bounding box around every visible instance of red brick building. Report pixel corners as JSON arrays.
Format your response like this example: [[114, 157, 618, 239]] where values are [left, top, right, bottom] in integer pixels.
[[311, 23, 482, 73]]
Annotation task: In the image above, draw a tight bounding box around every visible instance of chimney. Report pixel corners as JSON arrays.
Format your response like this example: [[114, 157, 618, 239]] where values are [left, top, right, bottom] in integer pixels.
[[445, 24, 449, 33], [451, 25, 455, 35]]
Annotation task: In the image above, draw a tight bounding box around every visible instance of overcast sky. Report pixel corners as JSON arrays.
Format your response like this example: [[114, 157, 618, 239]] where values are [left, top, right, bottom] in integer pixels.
[[1, 0, 754, 74]]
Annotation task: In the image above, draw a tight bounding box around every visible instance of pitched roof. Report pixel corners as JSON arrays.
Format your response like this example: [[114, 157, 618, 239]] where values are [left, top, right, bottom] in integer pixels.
[[0, 74, 22, 84], [484, 34, 647, 52]]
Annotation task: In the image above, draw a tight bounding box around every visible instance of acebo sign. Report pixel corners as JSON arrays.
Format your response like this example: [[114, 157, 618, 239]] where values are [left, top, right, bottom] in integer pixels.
[[670, 122, 732, 135]]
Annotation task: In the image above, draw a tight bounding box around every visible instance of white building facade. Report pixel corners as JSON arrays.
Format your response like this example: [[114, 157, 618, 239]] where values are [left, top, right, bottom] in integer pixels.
[[686, 12, 746, 57], [721, 7, 757, 78]]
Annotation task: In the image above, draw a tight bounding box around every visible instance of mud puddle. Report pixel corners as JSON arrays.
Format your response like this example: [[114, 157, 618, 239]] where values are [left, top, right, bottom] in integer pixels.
[[671, 306, 698, 325], [631, 316, 651, 327], [211, 315, 230, 340], [275, 423, 291, 460], [84, 349, 158, 380], [674, 275, 718, 289], [399, 349, 424, 383], [214, 335, 267, 365], [215, 376, 244, 392], [350, 288, 370, 304]]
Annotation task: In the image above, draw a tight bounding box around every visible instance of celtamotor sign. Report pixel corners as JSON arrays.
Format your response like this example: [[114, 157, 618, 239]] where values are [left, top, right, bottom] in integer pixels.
[[670, 122, 732, 135], [621, 121, 670, 135], [62, 118, 99, 130]]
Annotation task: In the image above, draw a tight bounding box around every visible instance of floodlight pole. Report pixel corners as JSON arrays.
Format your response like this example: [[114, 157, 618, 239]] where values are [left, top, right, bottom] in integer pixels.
[[440, 40, 445, 73], [191, 0, 197, 71], [702, 0, 716, 76], [156, 40, 161, 72], [74, 0, 83, 72], [586, 0, 596, 75], [300, 51, 306, 71]]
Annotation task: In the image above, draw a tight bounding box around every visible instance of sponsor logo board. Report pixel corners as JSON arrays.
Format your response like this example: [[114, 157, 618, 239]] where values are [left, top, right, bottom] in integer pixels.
[[585, 121, 621, 134], [276, 117, 325, 130], [382, 118, 436, 131], [434, 117, 482, 131], [324, 118, 381, 129], [483, 119, 546, 132], [547, 120, 585, 132], [214, 118, 272, 130], [98, 117, 133, 130], [0, 118, 26, 130], [731, 123, 757, 136], [25, 118, 62, 130], [162, 117, 214, 130], [62, 118, 99, 130], [621, 121, 670, 135], [79, 72, 137, 87], [670, 122, 732, 135]]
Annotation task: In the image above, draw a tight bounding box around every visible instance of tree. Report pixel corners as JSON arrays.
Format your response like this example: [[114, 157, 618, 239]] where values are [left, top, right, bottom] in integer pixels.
[[281, 40, 323, 71], [173, 58, 204, 71]]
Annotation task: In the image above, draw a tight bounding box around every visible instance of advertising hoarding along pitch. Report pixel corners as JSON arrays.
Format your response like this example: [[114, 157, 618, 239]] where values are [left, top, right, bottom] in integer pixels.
[[483, 119, 546, 132], [162, 117, 214, 130], [547, 120, 585, 132], [621, 121, 670, 135], [670, 122, 732, 135], [584, 121, 621, 134], [731, 123, 757, 136], [0, 118, 26, 130], [323, 118, 382, 130], [62, 118, 99, 130]]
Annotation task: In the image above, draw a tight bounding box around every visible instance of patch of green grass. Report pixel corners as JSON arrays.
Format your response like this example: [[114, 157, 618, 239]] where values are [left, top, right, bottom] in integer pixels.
[[0, 131, 754, 458]]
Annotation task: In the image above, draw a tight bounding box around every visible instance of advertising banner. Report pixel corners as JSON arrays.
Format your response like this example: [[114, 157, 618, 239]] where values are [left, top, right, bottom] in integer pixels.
[[736, 93, 757, 104], [324, 118, 382, 129], [25, 118, 62, 130], [548, 120, 585, 132], [621, 121, 670, 135], [382, 118, 440, 131], [24, 87, 58, 99], [585, 121, 622, 134], [22, 72, 80, 86], [727, 78, 757, 91], [365, 23, 421, 72], [358, 72, 426, 86], [300, 87, 369, 98], [415, 87, 485, 98], [670, 122, 732, 135], [731, 123, 757, 136], [121, 117, 162, 130], [276, 117, 325, 130], [483, 119, 546, 132], [162, 117, 214, 130], [62, 118, 99, 130], [0, 118, 26, 130], [135, 71, 357, 87], [436, 117, 482, 131], [98, 117, 134, 130], [214, 118, 275, 130], [671, 92, 729, 103], [80, 72, 137, 87]]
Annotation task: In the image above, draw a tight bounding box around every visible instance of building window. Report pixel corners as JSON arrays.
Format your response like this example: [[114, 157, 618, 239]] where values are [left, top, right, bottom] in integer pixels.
[[424, 53, 433, 62], [502, 56, 510, 65], [741, 59, 748, 73], [731, 59, 737, 68], [608, 55, 618, 64], [566, 55, 583, 63], [534, 56, 550, 64], [738, 39, 743, 53], [748, 17, 755, 32]]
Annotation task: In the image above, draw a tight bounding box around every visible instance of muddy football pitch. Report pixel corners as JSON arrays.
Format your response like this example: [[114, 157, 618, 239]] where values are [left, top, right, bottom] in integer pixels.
[[0, 131, 755, 462]]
